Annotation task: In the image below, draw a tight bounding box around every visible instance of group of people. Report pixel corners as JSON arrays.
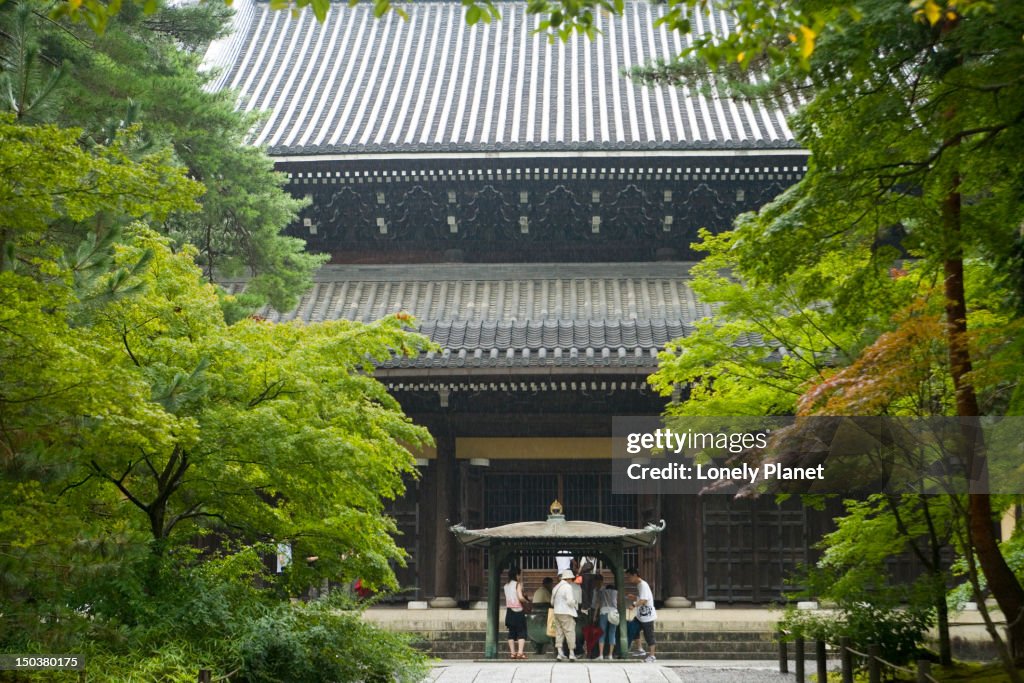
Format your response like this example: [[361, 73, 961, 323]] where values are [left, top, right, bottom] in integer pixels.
[[503, 559, 658, 663]]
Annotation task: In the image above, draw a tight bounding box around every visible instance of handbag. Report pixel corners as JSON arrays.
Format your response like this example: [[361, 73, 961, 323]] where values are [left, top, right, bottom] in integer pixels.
[[545, 608, 557, 638], [607, 609, 620, 626], [522, 598, 532, 615]]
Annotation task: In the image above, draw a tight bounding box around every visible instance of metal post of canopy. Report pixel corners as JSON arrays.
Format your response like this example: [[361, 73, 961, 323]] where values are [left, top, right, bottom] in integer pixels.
[[614, 548, 627, 659], [486, 545, 510, 659]]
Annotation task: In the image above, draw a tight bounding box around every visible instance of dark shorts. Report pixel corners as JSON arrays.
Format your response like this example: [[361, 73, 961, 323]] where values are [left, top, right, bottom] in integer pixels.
[[637, 619, 656, 646], [505, 609, 527, 640]]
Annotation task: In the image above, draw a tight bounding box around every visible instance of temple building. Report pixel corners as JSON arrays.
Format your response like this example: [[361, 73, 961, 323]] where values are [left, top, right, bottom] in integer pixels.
[[205, 0, 828, 605]]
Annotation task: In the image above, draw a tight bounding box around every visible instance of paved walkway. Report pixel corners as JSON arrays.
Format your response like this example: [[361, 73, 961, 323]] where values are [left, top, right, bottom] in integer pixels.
[[427, 660, 794, 682], [671, 661, 797, 683]]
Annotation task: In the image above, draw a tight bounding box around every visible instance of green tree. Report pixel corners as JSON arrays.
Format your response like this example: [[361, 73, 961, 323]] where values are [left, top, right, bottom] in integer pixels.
[[76, 228, 432, 579], [0, 115, 436, 681], [650, 227, 910, 418], [2, 223, 433, 594], [0, 115, 202, 649], [643, 0, 1024, 666], [0, 0, 324, 313], [638, 0, 1024, 667], [805, 491, 958, 664]]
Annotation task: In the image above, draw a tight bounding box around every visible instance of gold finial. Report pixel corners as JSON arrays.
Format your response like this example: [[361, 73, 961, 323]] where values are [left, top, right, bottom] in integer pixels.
[[550, 500, 563, 515]]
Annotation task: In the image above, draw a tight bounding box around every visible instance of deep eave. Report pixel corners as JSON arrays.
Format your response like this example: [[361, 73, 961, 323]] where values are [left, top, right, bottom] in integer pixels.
[[222, 262, 770, 371]]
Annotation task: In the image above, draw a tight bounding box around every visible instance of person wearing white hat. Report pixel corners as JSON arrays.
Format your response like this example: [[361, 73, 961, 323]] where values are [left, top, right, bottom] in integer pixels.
[[551, 569, 579, 661]]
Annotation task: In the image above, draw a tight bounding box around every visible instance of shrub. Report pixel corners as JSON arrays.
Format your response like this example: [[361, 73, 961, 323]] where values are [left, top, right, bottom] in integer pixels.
[[237, 598, 428, 683], [780, 602, 932, 666], [1, 547, 429, 683]]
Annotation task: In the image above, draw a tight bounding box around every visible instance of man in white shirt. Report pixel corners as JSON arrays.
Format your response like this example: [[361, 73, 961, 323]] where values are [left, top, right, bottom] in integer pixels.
[[625, 567, 657, 663]]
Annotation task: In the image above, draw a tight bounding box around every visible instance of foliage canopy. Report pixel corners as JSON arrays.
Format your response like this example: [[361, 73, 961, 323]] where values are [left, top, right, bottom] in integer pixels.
[[0, 117, 432, 679]]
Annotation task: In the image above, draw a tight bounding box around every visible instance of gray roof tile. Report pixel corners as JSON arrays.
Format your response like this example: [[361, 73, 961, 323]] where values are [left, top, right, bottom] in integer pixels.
[[225, 262, 727, 370], [203, 1, 800, 155]]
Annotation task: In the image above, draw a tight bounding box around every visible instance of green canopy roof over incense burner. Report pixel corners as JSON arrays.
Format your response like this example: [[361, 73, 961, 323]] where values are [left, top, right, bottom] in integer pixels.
[[450, 502, 664, 658]]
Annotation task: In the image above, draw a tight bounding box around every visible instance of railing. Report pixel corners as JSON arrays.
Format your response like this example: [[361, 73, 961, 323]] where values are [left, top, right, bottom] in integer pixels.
[[777, 631, 940, 683]]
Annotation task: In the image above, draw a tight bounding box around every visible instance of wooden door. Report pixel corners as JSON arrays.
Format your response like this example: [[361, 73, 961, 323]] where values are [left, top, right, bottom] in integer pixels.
[[702, 496, 807, 602]]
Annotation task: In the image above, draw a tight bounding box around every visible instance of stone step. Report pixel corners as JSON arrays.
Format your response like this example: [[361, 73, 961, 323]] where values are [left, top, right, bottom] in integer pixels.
[[412, 630, 780, 659], [414, 652, 784, 661], [411, 631, 777, 642], [658, 632, 777, 642]]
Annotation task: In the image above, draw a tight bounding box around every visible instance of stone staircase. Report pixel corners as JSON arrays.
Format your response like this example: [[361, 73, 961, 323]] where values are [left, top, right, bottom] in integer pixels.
[[413, 626, 774, 659], [412, 627, 779, 660], [646, 630, 780, 659], [366, 606, 1005, 662], [370, 607, 783, 660]]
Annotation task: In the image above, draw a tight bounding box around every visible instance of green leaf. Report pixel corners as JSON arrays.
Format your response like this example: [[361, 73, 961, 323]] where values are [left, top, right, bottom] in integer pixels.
[[311, 0, 329, 22]]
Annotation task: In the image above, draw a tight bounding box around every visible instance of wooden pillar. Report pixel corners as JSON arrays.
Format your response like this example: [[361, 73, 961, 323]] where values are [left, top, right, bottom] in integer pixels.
[[841, 636, 853, 683], [615, 546, 628, 659], [661, 493, 691, 607], [417, 461, 437, 600], [868, 644, 881, 683], [486, 545, 507, 659], [686, 495, 704, 599], [430, 427, 458, 607]]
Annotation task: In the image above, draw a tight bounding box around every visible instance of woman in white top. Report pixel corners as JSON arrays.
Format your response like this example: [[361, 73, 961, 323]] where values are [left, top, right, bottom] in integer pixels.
[[504, 566, 529, 659]]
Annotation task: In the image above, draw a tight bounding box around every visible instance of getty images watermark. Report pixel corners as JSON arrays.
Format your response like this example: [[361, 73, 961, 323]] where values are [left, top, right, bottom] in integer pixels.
[[611, 416, 1024, 496]]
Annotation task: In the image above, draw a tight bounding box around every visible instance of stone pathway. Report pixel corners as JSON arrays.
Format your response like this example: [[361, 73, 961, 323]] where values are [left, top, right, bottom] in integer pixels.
[[671, 664, 795, 682], [427, 660, 798, 682], [428, 661, 682, 682]]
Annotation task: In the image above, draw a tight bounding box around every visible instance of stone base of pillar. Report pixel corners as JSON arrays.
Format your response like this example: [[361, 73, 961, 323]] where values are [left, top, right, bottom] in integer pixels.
[[664, 596, 692, 608], [429, 596, 458, 608]]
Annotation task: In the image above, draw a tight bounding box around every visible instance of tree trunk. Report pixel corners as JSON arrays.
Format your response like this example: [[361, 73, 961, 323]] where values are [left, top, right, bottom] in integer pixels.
[[149, 504, 167, 551], [934, 573, 952, 666], [961, 517, 1023, 683], [920, 495, 952, 665], [943, 185, 1024, 665]]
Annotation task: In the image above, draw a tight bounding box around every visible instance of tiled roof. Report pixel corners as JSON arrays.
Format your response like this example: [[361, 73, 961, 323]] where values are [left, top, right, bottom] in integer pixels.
[[224, 263, 765, 371], [203, 1, 800, 155]]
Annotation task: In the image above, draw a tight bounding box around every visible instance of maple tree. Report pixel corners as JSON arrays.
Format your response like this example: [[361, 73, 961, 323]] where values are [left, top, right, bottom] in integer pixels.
[[0, 117, 433, 678], [648, 0, 1024, 666]]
